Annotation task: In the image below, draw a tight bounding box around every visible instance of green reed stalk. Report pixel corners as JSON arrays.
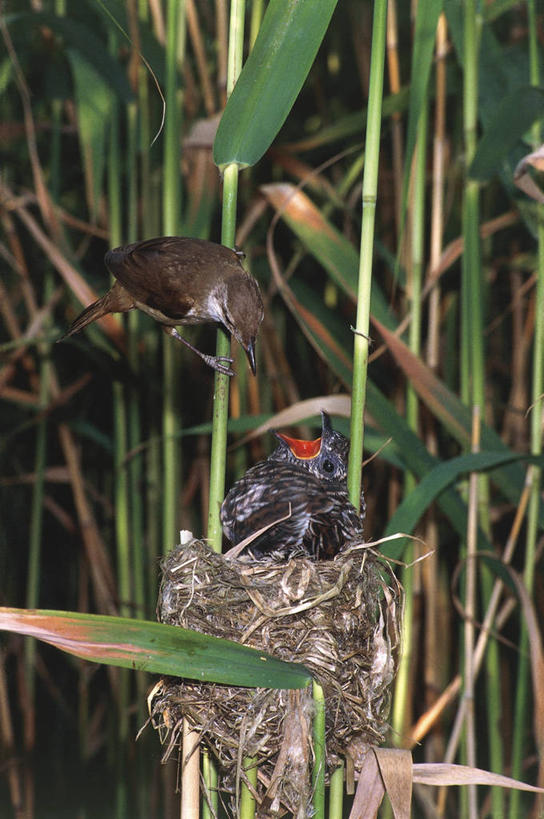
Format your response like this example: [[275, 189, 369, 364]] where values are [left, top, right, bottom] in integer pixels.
[[24, 288, 50, 709], [138, 0, 160, 618], [240, 758, 257, 818], [24, 0, 67, 722], [201, 750, 218, 819], [346, 6, 387, 814], [346, 8, 387, 811], [207, 0, 245, 552], [108, 32, 130, 819], [162, 0, 185, 555], [126, 99, 146, 621], [108, 41, 131, 625], [125, 80, 152, 816], [347, 0, 388, 509], [462, 5, 503, 812], [312, 682, 326, 819], [249, 0, 264, 48], [392, 102, 428, 743], [205, 2, 245, 815], [207, 163, 238, 553], [509, 2, 544, 814], [328, 762, 344, 819]]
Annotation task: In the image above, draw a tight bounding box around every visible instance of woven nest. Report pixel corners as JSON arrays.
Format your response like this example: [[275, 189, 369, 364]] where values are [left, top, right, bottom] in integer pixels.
[[149, 536, 402, 817]]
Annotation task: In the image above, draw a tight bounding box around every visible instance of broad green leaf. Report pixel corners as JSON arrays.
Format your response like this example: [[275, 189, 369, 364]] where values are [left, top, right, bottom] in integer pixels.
[[213, 0, 338, 169], [66, 49, 112, 218], [0, 608, 311, 689], [469, 87, 544, 181]]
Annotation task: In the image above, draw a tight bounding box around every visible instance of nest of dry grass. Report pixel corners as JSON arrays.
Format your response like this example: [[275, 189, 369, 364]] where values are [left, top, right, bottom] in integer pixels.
[[149, 536, 402, 816]]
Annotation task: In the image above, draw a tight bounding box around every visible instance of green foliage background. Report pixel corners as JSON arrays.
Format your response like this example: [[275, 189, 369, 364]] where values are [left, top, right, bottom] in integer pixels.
[[0, 0, 543, 816]]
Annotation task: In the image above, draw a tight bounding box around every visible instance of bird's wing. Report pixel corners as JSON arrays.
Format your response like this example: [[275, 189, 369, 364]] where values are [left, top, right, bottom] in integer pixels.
[[105, 238, 196, 318], [303, 491, 364, 558], [221, 463, 343, 556]]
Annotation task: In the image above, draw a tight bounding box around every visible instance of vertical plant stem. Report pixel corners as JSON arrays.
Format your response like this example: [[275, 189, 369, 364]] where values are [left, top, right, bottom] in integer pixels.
[[464, 407, 480, 819], [162, 0, 185, 555], [392, 100, 428, 744], [125, 99, 146, 624], [207, 0, 245, 551], [423, 14, 447, 776], [201, 750, 218, 819], [248, 0, 264, 49], [181, 720, 200, 818], [108, 35, 130, 625], [509, 1, 544, 813], [205, 3, 245, 815], [138, 0, 161, 623], [108, 32, 131, 819], [312, 682, 326, 819], [385, 0, 403, 238], [347, 0, 388, 509], [328, 763, 344, 819], [462, 5, 503, 812], [207, 163, 238, 552], [240, 758, 257, 818], [24, 287, 50, 758]]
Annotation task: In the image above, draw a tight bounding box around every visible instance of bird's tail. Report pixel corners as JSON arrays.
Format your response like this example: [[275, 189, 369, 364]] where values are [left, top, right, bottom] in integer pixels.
[[58, 296, 110, 341]]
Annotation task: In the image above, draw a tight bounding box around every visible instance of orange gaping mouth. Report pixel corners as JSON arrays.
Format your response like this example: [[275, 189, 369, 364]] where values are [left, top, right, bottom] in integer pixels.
[[276, 433, 322, 459]]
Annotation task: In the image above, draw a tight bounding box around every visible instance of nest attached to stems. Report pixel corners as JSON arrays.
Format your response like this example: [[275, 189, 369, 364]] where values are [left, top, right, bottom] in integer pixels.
[[149, 535, 402, 817]]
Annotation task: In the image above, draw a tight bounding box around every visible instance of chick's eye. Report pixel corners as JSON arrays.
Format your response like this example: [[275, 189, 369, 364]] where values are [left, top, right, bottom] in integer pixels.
[[322, 458, 335, 474]]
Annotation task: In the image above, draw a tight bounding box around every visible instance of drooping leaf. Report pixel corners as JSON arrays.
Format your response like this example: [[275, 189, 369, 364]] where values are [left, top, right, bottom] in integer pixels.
[[373, 317, 542, 521], [385, 451, 540, 558], [0, 608, 311, 689], [261, 183, 396, 328]]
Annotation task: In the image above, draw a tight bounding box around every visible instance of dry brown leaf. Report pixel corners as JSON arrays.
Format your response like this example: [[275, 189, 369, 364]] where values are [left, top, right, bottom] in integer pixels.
[[412, 762, 544, 792], [231, 395, 351, 449], [375, 747, 412, 818], [349, 749, 385, 819]]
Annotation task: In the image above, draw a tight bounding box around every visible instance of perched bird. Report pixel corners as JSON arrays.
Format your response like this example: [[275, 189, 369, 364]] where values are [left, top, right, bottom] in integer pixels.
[[60, 236, 264, 375], [221, 412, 365, 560]]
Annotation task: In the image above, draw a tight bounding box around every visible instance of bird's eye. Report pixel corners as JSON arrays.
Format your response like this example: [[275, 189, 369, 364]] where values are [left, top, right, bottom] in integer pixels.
[[322, 459, 335, 474]]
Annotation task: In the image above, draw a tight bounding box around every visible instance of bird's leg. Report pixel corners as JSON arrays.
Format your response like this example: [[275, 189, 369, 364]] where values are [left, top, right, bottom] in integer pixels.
[[163, 327, 235, 376]]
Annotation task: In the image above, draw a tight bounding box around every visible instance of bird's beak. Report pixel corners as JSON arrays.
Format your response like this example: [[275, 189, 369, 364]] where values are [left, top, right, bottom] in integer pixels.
[[321, 411, 332, 434], [245, 338, 257, 375], [274, 432, 322, 459]]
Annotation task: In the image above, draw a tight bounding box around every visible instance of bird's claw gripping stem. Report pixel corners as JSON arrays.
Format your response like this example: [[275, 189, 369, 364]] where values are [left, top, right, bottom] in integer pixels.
[[167, 327, 235, 376]]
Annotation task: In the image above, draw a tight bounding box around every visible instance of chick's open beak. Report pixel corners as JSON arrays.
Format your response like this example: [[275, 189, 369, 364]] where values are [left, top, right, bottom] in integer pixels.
[[274, 432, 322, 459]]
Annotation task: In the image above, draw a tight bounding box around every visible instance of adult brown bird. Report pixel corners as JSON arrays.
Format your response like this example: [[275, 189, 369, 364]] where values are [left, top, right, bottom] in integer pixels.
[[221, 412, 365, 560], [60, 236, 264, 375]]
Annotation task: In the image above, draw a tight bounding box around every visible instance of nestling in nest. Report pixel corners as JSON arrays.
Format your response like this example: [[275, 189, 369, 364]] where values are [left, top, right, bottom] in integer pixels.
[[149, 415, 402, 816]]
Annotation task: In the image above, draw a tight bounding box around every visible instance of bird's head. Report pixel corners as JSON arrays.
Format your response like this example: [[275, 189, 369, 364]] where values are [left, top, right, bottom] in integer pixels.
[[222, 275, 264, 375], [272, 411, 350, 481]]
